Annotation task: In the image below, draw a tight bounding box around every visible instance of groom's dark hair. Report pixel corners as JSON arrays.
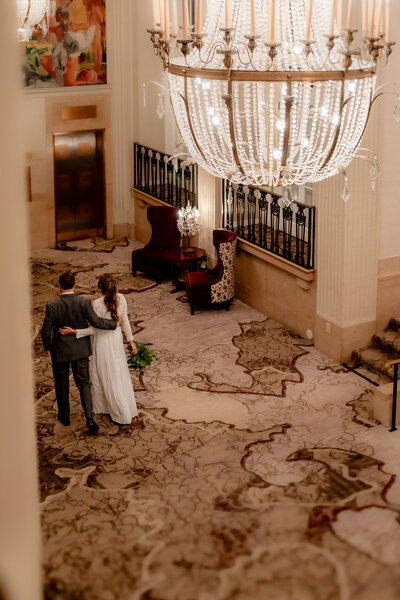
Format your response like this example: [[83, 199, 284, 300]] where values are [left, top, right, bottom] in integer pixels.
[[59, 271, 75, 290]]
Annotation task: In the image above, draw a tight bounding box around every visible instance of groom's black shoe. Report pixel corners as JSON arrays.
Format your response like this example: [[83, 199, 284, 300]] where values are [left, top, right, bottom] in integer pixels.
[[86, 418, 99, 433], [57, 414, 71, 426]]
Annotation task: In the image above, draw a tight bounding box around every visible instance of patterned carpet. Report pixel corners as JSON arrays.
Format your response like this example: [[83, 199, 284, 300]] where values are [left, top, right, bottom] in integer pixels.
[[56, 236, 129, 253], [32, 241, 400, 600]]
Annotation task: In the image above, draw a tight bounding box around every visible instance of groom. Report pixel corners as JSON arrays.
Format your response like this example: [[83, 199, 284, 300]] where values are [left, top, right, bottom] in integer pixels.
[[41, 271, 118, 432]]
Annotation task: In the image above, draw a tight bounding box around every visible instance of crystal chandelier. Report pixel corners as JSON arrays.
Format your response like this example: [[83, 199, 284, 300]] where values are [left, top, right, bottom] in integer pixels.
[[147, 0, 395, 187], [177, 203, 201, 236], [17, 0, 51, 42], [177, 203, 201, 252]]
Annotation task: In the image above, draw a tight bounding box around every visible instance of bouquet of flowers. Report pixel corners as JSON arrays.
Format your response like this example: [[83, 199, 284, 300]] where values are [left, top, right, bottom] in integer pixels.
[[127, 342, 158, 375]]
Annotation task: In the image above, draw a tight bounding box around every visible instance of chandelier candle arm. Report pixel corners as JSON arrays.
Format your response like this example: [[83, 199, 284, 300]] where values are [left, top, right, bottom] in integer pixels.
[[330, 0, 336, 36], [346, 0, 353, 30], [250, 0, 255, 36], [362, 0, 367, 35], [196, 0, 203, 34], [337, 0, 342, 30], [159, 0, 165, 32], [172, 0, 178, 36], [164, 0, 170, 40], [182, 0, 189, 39], [386, 0, 390, 42], [270, 0, 276, 44], [152, 0, 159, 29], [376, 0, 382, 36], [369, 0, 375, 38], [225, 0, 231, 29], [306, 0, 313, 42]]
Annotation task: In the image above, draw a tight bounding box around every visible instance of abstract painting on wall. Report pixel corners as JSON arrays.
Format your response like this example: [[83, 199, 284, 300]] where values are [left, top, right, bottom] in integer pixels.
[[22, 0, 106, 88]]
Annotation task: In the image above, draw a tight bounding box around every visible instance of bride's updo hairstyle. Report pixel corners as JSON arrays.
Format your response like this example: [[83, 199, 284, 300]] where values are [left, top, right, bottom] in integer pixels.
[[98, 274, 119, 320]]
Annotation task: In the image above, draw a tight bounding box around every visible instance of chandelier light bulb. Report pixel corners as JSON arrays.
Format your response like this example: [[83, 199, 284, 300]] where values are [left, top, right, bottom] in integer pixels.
[[273, 149, 282, 160], [148, 0, 396, 187]]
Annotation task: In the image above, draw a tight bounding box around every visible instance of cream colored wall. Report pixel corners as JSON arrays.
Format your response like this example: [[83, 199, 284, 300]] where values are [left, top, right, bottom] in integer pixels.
[[133, 0, 181, 156], [235, 241, 316, 340], [376, 2, 400, 261], [0, 1, 42, 598]]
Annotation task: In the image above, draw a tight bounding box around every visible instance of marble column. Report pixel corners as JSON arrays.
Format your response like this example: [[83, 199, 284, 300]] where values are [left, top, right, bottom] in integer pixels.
[[0, 1, 42, 599], [197, 167, 223, 264], [313, 114, 379, 362]]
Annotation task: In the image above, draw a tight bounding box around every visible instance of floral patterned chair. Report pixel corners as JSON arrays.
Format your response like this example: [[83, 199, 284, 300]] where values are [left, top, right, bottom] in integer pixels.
[[185, 229, 237, 315], [131, 205, 180, 283]]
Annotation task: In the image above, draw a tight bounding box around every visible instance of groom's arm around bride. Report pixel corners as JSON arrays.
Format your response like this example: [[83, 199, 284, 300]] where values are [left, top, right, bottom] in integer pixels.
[[40, 271, 118, 432]]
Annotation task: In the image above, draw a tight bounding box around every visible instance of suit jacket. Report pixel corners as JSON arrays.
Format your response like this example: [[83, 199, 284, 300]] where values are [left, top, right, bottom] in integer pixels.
[[41, 293, 117, 362]]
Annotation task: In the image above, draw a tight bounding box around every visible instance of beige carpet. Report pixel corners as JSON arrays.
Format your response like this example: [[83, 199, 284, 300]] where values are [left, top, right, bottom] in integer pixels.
[[32, 241, 400, 600]]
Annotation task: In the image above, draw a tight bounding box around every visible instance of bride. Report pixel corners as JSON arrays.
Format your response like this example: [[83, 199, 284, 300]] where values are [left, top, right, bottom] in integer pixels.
[[60, 274, 138, 425]]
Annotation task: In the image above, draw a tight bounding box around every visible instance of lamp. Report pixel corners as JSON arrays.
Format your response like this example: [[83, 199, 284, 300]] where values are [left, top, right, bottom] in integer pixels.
[[147, 0, 395, 188], [17, 0, 51, 42], [177, 203, 200, 253]]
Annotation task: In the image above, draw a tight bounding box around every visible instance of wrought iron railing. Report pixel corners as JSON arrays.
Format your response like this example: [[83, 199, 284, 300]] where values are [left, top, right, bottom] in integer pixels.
[[133, 143, 197, 208], [222, 181, 315, 270]]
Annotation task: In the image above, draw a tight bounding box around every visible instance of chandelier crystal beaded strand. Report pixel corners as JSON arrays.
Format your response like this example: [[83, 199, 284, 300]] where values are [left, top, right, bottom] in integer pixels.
[[17, 0, 51, 42], [147, 0, 395, 187]]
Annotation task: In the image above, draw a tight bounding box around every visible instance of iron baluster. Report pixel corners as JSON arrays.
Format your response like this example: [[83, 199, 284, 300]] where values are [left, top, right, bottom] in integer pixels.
[[237, 185, 245, 237], [176, 167, 182, 207], [143, 148, 150, 194], [192, 164, 198, 208], [159, 156, 166, 201], [282, 205, 293, 260], [167, 162, 174, 204], [151, 154, 157, 197], [184, 166, 191, 206], [135, 144, 142, 189], [225, 181, 234, 231], [385, 360, 400, 432], [247, 188, 256, 242], [295, 206, 306, 266], [309, 206, 316, 269], [258, 192, 268, 248], [270, 195, 280, 254]]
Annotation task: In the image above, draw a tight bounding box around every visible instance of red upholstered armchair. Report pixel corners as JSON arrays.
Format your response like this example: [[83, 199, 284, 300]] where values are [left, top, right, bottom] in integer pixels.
[[132, 206, 180, 283], [186, 229, 237, 315]]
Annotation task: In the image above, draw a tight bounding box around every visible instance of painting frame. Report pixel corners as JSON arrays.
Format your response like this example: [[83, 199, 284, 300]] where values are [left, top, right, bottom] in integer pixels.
[[22, 0, 107, 89]]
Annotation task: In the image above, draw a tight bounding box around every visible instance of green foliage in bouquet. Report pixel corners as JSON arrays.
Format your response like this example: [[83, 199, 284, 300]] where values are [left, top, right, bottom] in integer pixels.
[[127, 342, 158, 375]]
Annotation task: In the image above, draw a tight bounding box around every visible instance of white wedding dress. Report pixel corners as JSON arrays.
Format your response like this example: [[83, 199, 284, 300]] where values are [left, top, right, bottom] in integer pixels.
[[76, 293, 138, 424]]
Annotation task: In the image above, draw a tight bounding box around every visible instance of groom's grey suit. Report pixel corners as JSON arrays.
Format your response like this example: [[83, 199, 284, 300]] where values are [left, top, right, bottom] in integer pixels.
[[41, 292, 117, 423]]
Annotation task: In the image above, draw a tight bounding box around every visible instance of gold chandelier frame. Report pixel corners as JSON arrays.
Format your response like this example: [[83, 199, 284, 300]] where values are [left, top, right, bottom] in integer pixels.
[[169, 63, 376, 184]]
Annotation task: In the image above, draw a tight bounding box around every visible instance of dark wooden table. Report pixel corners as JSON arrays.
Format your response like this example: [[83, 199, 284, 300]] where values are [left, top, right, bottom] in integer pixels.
[[163, 247, 207, 291]]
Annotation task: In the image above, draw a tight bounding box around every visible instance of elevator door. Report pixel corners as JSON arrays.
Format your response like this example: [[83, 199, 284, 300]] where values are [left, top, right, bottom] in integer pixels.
[[54, 130, 105, 241]]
